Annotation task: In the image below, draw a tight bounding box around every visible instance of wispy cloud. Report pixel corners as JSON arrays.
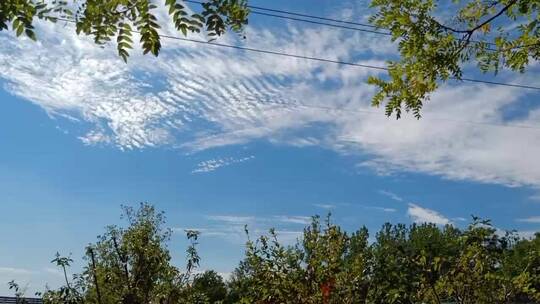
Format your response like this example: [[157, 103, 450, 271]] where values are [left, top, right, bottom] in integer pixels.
[[274, 215, 312, 225], [272, 230, 304, 243], [313, 203, 336, 209], [192, 156, 255, 173], [515, 230, 539, 239], [378, 190, 404, 202], [407, 203, 451, 225], [206, 215, 256, 224], [206, 214, 312, 225], [529, 194, 540, 202], [185, 213, 310, 244], [174, 225, 302, 244], [43, 267, 63, 276], [0, 266, 75, 296], [173, 227, 231, 237], [0, 267, 34, 275], [1, 3, 540, 189], [516, 216, 540, 223], [364, 206, 397, 212]]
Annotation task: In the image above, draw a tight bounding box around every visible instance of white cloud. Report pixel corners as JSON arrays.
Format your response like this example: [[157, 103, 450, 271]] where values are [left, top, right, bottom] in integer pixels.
[[193, 270, 233, 281], [192, 156, 254, 173], [529, 194, 540, 202], [274, 215, 312, 225], [206, 215, 256, 224], [272, 230, 303, 243], [1, 3, 540, 189], [173, 227, 231, 237], [313, 203, 336, 209], [516, 216, 540, 223], [407, 203, 451, 225], [206, 214, 312, 225], [344, 84, 540, 187], [43, 267, 63, 276], [515, 230, 539, 239], [186, 214, 309, 244], [79, 130, 112, 145], [364, 206, 397, 212], [377, 190, 403, 202], [0, 267, 34, 275], [0, 266, 72, 296], [217, 272, 232, 281]]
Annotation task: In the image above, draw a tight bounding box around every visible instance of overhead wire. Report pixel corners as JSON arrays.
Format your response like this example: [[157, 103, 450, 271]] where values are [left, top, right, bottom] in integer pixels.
[[155, 34, 540, 91], [183, 0, 382, 29], [40, 17, 540, 132], [52, 17, 540, 91], [239, 10, 391, 36], [183, 0, 503, 49], [183, 0, 533, 52], [183, 0, 392, 35]]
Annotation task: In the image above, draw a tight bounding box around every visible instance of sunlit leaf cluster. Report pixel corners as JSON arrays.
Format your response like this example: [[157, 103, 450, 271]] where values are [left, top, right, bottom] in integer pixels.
[[0, 0, 249, 62], [0, 0, 71, 40], [368, 0, 540, 118]]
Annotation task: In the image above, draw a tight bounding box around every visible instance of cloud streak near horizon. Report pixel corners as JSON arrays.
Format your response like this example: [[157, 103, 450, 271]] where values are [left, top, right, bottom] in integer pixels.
[[407, 203, 451, 225]]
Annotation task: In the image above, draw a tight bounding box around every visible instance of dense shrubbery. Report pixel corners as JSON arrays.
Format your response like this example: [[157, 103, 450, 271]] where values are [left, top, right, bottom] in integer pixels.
[[10, 204, 540, 304]]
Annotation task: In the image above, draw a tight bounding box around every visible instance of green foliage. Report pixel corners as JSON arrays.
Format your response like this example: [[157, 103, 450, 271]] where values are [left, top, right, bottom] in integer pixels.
[[232, 215, 540, 304], [0, 0, 70, 41], [192, 270, 227, 303], [236, 215, 371, 304], [7, 204, 540, 304], [44, 253, 83, 304], [368, 0, 540, 118], [37, 203, 209, 304], [0, 0, 249, 62], [8, 280, 33, 304]]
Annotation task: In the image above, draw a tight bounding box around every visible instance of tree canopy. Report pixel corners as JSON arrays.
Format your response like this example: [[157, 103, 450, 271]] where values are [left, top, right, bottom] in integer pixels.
[[235, 216, 540, 304], [368, 0, 540, 118], [0, 0, 249, 61], [39, 203, 206, 304], [10, 204, 540, 304]]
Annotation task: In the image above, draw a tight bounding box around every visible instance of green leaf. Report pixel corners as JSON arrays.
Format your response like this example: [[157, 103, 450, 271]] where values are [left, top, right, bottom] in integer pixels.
[[25, 29, 37, 41], [16, 25, 24, 37]]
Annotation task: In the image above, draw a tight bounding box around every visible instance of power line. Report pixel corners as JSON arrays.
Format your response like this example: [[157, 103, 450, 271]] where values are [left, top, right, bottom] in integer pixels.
[[156, 34, 540, 91], [250, 9, 499, 50], [183, 0, 381, 29], [53, 17, 540, 90], [24, 18, 540, 132], [183, 0, 501, 49], [183, 0, 391, 35], [160, 33, 391, 70], [244, 11, 391, 36], [460, 77, 540, 90]]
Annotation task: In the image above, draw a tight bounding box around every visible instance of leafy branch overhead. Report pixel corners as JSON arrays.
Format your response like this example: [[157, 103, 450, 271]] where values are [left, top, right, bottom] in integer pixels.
[[2, 1, 540, 120], [368, 0, 540, 119], [0, 0, 249, 62]]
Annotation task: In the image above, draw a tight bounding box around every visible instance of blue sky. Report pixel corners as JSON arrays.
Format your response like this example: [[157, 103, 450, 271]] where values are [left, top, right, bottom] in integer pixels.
[[1, 0, 540, 295]]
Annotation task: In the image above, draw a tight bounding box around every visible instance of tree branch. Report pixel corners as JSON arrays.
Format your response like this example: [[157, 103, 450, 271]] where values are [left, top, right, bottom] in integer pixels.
[[470, 0, 517, 33], [434, 0, 517, 34], [88, 247, 104, 304]]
